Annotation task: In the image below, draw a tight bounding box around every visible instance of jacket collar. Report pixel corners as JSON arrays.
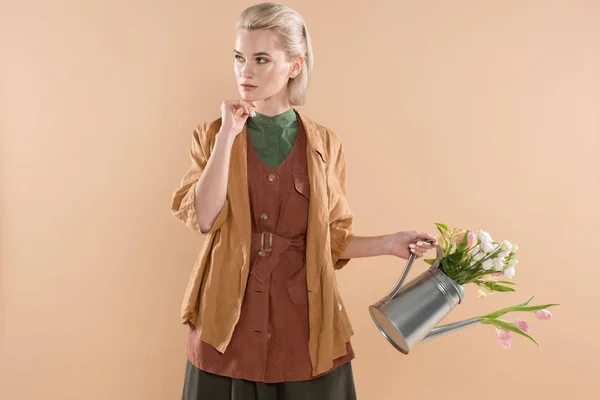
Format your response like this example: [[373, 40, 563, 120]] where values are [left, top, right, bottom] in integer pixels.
[[294, 108, 328, 163]]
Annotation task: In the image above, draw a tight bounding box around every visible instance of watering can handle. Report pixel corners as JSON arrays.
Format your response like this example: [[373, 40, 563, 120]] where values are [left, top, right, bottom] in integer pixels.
[[384, 238, 442, 301]]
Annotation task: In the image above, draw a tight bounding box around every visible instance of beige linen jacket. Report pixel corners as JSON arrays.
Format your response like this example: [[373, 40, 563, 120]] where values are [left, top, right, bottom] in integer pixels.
[[171, 109, 355, 376]]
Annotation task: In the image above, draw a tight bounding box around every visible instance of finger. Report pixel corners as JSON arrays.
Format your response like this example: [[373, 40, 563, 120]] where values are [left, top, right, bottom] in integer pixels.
[[234, 102, 250, 117], [233, 107, 245, 117], [409, 247, 423, 257], [241, 100, 255, 109], [228, 100, 242, 110], [419, 233, 437, 244], [230, 100, 249, 115], [419, 233, 436, 241], [243, 102, 255, 116]]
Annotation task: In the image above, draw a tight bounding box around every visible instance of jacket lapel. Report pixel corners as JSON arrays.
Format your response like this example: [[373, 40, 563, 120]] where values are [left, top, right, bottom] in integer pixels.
[[296, 110, 329, 292], [227, 125, 252, 264]]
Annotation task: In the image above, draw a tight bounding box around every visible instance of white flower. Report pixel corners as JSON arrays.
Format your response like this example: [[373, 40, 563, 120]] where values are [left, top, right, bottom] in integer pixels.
[[503, 266, 516, 278], [470, 251, 485, 267], [493, 258, 505, 271], [477, 230, 493, 246], [482, 258, 494, 270], [497, 251, 510, 260], [473, 252, 485, 261], [500, 240, 514, 252], [507, 257, 518, 267], [480, 240, 496, 253]]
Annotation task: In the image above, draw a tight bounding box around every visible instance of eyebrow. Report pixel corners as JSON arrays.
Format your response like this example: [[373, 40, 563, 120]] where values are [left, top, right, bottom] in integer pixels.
[[234, 50, 272, 57]]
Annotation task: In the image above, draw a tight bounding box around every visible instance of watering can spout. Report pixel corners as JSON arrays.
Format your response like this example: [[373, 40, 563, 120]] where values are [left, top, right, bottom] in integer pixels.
[[421, 317, 481, 343]]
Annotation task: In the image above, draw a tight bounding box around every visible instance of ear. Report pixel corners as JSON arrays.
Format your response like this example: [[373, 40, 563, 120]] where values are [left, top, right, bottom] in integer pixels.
[[290, 55, 305, 79]]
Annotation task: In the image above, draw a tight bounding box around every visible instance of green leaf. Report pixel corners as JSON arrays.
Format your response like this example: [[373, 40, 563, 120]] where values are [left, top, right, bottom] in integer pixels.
[[424, 258, 435, 265], [482, 282, 516, 292], [447, 251, 464, 263], [480, 301, 560, 319], [480, 318, 539, 346], [455, 231, 470, 253], [434, 222, 448, 232], [496, 280, 517, 285], [437, 227, 444, 237], [515, 296, 535, 308], [505, 304, 560, 312]]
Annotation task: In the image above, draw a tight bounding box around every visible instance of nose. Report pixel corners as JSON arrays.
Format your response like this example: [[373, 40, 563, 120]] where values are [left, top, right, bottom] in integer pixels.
[[240, 62, 254, 79]]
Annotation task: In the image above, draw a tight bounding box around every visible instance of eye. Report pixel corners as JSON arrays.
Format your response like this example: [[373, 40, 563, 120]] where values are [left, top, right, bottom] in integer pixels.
[[256, 57, 268, 64], [234, 55, 244, 62]]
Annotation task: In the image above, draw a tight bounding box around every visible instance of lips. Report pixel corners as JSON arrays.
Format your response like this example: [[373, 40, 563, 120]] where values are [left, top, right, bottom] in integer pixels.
[[240, 83, 257, 88]]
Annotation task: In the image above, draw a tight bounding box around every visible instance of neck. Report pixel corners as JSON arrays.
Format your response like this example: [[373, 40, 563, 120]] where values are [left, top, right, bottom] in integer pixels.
[[252, 89, 293, 117]]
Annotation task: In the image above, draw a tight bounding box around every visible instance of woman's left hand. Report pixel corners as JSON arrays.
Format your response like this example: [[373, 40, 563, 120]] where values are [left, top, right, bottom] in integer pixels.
[[385, 231, 438, 260]]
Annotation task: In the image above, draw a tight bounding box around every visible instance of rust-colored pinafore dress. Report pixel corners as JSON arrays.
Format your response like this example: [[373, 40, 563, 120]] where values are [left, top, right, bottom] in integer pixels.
[[182, 113, 356, 399]]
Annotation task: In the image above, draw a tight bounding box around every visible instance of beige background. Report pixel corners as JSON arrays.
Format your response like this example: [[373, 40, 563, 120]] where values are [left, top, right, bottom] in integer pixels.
[[2, 0, 599, 399]]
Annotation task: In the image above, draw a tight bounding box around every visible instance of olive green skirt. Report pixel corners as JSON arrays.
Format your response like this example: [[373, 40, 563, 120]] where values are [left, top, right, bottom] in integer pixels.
[[181, 359, 357, 400]]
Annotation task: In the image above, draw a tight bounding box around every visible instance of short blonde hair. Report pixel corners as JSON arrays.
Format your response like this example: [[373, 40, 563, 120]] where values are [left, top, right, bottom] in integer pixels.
[[237, 2, 313, 106]]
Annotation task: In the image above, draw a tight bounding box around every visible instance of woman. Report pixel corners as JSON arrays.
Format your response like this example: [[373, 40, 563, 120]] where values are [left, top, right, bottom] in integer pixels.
[[171, 3, 436, 399]]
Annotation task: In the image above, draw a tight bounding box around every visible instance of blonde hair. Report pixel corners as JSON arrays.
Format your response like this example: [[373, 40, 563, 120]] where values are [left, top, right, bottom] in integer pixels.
[[237, 2, 313, 106]]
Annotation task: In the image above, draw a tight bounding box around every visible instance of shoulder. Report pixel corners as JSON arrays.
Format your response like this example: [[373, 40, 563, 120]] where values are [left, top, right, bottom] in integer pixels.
[[298, 113, 347, 167], [298, 112, 345, 152]]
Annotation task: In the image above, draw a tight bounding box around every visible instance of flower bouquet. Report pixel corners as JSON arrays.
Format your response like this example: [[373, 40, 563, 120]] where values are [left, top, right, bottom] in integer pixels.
[[424, 222, 559, 348]]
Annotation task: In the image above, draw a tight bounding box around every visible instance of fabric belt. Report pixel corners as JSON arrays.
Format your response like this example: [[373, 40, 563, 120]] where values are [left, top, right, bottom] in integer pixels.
[[250, 231, 306, 283]]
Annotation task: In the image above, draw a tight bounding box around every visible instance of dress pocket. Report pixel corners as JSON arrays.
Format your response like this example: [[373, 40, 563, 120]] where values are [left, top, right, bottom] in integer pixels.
[[287, 281, 308, 305], [287, 254, 308, 305], [293, 175, 310, 200]]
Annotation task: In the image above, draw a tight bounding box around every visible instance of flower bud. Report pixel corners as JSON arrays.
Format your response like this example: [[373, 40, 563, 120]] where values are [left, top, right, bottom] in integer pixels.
[[535, 309, 552, 320], [514, 319, 530, 333], [495, 328, 512, 348]]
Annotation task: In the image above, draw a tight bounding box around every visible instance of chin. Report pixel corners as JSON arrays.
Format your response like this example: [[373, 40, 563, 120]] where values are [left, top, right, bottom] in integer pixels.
[[239, 92, 259, 102]]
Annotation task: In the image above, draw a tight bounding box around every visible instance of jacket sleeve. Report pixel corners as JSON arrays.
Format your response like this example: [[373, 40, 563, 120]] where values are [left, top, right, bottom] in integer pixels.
[[171, 123, 229, 235], [328, 143, 354, 270]]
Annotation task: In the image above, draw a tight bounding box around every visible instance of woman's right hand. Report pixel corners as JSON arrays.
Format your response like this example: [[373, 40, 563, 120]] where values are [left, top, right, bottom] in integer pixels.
[[219, 100, 257, 138]]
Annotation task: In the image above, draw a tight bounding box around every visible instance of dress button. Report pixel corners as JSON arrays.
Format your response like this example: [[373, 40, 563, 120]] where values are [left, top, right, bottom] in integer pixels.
[[268, 174, 276, 182], [258, 250, 266, 257], [260, 212, 268, 220]]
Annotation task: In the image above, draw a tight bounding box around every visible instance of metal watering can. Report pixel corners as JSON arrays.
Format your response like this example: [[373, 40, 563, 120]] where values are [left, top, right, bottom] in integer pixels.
[[369, 239, 480, 353]]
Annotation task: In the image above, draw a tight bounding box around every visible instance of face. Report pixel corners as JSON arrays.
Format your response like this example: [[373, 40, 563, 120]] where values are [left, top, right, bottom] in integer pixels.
[[233, 29, 303, 104]]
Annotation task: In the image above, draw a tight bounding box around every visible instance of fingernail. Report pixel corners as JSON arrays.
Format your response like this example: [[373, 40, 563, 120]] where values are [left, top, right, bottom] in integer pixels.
[[417, 241, 423, 246], [252, 111, 256, 117], [409, 244, 415, 248]]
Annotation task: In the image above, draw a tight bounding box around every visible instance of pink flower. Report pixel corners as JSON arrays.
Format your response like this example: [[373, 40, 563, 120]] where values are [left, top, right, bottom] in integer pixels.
[[467, 231, 476, 248], [514, 319, 530, 333], [535, 309, 553, 320], [495, 328, 512, 348], [456, 231, 476, 248]]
